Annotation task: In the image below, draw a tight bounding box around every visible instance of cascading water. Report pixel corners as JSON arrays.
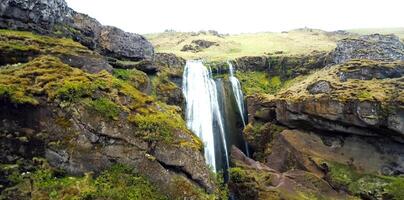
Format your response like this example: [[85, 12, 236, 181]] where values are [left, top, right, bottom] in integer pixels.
[[182, 60, 229, 172], [227, 61, 250, 157], [183, 60, 250, 177], [228, 61, 247, 126]]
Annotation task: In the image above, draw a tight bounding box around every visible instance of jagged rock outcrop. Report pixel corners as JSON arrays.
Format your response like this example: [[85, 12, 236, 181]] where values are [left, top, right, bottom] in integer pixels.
[[331, 34, 404, 64], [229, 147, 352, 200], [0, 0, 154, 62], [238, 58, 404, 199], [99, 26, 154, 61]]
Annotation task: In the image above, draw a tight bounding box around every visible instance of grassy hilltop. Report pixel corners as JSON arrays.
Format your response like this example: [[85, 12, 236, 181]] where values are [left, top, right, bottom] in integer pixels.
[[145, 27, 404, 61]]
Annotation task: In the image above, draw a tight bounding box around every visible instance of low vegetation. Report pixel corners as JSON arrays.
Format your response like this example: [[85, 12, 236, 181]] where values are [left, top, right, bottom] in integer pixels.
[[2, 163, 168, 200], [146, 29, 346, 61], [325, 162, 404, 200], [0, 55, 201, 150], [274, 59, 404, 104]]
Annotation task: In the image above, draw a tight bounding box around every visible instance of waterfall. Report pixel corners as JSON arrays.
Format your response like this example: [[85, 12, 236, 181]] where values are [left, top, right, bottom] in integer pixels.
[[228, 61, 250, 156], [228, 61, 247, 126], [182, 60, 229, 172]]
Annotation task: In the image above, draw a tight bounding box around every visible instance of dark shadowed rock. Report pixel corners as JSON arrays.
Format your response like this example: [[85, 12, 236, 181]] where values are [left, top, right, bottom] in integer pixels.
[[99, 26, 154, 61], [0, 0, 73, 34], [331, 34, 404, 64], [234, 56, 269, 71], [267, 130, 404, 176], [337, 59, 404, 81]]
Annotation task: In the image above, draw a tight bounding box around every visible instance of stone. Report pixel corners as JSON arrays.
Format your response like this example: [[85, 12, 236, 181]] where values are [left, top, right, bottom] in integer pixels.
[[331, 34, 404, 64], [98, 26, 154, 61], [154, 53, 186, 69], [0, 0, 155, 62], [307, 80, 332, 94]]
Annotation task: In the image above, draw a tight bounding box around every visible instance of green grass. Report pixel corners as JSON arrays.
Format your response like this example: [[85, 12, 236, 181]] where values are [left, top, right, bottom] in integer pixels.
[[326, 162, 404, 200], [145, 29, 345, 61]]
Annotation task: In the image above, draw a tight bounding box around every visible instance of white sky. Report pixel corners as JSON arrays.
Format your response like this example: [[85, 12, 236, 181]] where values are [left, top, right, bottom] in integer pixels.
[[65, 0, 404, 34]]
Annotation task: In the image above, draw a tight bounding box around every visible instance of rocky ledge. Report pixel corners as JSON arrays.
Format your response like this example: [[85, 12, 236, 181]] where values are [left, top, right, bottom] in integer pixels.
[[234, 35, 404, 200], [0, 0, 154, 62]]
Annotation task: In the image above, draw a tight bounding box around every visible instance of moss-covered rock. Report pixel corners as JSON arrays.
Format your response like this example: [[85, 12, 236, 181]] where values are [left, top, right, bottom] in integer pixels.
[[0, 55, 217, 199], [0, 29, 112, 73], [229, 147, 353, 200]]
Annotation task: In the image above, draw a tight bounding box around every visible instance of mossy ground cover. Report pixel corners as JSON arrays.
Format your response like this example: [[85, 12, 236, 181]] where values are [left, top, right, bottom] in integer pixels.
[[1, 163, 168, 200], [273, 59, 404, 104], [325, 162, 404, 200], [235, 72, 286, 95], [0, 29, 92, 56]]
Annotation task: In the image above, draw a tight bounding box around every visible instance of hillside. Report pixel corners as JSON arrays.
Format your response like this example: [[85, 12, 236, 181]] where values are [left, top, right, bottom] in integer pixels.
[[145, 29, 348, 61], [146, 27, 404, 61]]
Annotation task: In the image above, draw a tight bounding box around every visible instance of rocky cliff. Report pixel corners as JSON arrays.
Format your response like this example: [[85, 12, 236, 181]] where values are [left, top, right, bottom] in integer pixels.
[[230, 34, 404, 200], [0, 1, 218, 199], [0, 0, 154, 62]]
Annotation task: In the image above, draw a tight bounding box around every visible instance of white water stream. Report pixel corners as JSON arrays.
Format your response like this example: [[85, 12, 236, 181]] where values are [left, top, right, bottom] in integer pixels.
[[182, 60, 229, 172]]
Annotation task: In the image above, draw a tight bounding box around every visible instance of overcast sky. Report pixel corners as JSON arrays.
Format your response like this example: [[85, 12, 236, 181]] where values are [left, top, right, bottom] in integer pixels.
[[65, 0, 404, 34]]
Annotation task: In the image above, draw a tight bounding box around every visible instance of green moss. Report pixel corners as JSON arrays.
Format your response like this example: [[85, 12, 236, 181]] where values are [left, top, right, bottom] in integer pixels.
[[113, 68, 149, 91], [84, 98, 121, 120], [357, 91, 373, 101], [128, 112, 175, 142], [0, 29, 90, 56], [170, 176, 215, 200], [269, 76, 282, 88], [325, 162, 404, 199], [229, 167, 252, 183], [235, 71, 271, 95], [13, 164, 168, 200], [386, 178, 404, 200]]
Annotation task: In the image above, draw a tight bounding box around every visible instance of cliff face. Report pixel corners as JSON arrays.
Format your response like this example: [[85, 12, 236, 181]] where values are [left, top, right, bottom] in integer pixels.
[[0, 0, 154, 61], [0, 1, 217, 199], [230, 34, 404, 200]]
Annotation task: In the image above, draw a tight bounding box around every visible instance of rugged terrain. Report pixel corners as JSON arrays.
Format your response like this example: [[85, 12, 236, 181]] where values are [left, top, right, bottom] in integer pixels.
[[1, 0, 403, 200], [0, 1, 220, 199]]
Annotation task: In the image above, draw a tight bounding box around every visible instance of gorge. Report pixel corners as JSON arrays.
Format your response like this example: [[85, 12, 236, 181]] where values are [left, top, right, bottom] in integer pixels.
[[0, 0, 404, 200]]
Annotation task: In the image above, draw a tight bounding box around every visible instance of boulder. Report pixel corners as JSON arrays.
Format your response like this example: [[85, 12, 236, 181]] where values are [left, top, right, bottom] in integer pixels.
[[307, 80, 332, 94], [331, 34, 404, 64], [99, 26, 154, 61], [154, 53, 186, 69], [0, 0, 155, 62]]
